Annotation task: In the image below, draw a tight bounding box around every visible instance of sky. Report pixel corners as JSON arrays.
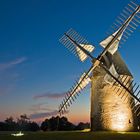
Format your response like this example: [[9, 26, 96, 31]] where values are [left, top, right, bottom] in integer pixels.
[[0, 0, 140, 124]]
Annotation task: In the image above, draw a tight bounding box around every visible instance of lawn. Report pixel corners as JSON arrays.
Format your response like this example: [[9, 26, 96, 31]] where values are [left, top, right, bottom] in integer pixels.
[[0, 131, 140, 140]]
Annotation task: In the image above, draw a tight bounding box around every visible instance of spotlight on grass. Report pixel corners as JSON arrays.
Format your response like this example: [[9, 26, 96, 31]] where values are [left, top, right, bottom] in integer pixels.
[[81, 129, 90, 132], [11, 131, 24, 137]]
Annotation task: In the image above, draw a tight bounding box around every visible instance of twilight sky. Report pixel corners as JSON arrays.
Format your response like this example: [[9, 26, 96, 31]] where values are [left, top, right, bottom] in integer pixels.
[[0, 0, 140, 124]]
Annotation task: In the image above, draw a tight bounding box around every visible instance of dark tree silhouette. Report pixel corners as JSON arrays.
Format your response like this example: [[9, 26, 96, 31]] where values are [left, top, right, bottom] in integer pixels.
[[29, 122, 40, 131], [0, 115, 90, 131], [0, 114, 40, 131], [58, 116, 75, 131], [4, 117, 18, 131], [17, 114, 39, 131], [75, 122, 90, 130], [41, 116, 75, 131], [41, 118, 50, 131], [0, 122, 7, 131], [17, 114, 30, 131]]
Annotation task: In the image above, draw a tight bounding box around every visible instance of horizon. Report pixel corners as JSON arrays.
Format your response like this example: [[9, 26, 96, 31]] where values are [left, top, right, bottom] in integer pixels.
[[0, 0, 140, 124]]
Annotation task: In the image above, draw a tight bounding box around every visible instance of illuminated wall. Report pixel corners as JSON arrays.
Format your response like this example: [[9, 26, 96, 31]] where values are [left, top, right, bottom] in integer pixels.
[[90, 67, 138, 131]]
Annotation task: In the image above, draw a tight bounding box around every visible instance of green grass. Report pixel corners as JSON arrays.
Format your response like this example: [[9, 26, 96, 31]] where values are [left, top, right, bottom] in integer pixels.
[[0, 131, 140, 140]]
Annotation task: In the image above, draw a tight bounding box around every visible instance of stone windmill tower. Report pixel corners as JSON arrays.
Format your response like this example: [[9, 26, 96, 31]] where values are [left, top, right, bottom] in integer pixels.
[[58, 1, 140, 131]]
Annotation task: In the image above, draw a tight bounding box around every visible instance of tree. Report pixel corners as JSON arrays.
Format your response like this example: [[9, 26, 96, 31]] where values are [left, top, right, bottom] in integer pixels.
[[18, 114, 30, 124], [41, 116, 76, 131], [4, 117, 18, 131], [0, 115, 40, 131], [41, 118, 52, 131], [17, 114, 40, 131], [75, 122, 90, 130], [59, 116, 75, 131], [0, 122, 7, 131], [49, 116, 58, 131], [29, 122, 40, 131]]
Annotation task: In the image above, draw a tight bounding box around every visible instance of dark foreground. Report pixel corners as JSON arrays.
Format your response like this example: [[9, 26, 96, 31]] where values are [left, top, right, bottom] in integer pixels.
[[0, 131, 140, 140]]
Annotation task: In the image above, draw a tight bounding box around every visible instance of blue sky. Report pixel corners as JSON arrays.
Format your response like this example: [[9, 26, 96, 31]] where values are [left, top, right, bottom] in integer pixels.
[[0, 0, 140, 123]]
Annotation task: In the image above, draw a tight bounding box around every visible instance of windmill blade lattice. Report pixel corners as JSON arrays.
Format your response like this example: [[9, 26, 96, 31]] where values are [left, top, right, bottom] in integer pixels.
[[106, 0, 140, 46], [58, 72, 91, 115], [59, 29, 95, 62]]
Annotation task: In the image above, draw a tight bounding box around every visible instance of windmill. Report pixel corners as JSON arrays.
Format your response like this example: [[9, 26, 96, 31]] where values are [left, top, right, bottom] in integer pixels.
[[58, 1, 140, 131]]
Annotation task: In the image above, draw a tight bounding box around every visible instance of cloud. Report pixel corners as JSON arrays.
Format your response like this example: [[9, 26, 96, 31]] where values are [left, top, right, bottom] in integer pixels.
[[30, 110, 69, 119], [0, 57, 27, 71], [33, 92, 66, 100], [0, 57, 27, 96], [29, 103, 67, 120], [29, 103, 52, 112], [30, 110, 58, 119]]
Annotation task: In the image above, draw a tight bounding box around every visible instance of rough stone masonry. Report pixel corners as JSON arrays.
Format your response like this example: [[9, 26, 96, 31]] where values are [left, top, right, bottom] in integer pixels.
[[90, 52, 138, 131]]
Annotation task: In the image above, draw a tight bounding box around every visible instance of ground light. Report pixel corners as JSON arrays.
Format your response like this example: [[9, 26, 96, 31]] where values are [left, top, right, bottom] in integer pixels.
[[81, 129, 90, 132], [11, 131, 24, 137]]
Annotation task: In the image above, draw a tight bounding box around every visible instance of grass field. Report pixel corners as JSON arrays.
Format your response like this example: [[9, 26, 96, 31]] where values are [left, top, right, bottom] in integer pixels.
[[0, 131, 140, 140]]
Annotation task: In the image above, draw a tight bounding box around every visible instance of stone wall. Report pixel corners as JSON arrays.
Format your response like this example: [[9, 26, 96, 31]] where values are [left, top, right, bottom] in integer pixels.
[[90, 67, 138, 131]]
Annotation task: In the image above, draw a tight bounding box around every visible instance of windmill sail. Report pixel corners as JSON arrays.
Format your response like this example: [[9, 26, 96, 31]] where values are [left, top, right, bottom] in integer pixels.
[[100, 3, 140, 55], [59, 29, 95, 62], [59, 71, 91, 114], [75, 72, 91, 92], [76, 44, 94, 62], [100, 29, 123, 55]]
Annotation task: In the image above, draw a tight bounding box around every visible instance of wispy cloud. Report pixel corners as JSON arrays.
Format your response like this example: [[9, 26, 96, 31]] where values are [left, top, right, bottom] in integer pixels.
[[30, 110, 69, 119], [29, 102, 69, 120], [0, 57, 27, 71], [29, 103, 52, 112], [30, 110, 58, 119], [33, 92, 66, 100], [0, 57, 27, 96]]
